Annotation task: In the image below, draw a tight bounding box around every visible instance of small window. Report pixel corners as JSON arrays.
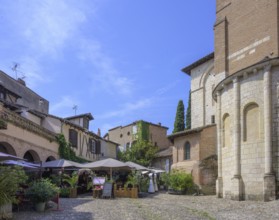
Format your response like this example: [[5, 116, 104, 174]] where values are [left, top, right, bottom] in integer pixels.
[[69, 129, 78, 148], [89, 138, 96, 154], [126, 142, 130, 150], [211, 115, 215, 124], [154, 142, 157, 147], [120, 134, 123, 138], [184, 142, 190, 160], [127, 131, 130, 136]]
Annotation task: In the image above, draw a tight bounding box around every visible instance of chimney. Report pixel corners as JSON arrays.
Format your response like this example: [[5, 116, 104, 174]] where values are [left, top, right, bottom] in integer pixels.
[[158, 122, 161, 126], [97, 128, 101, 136]]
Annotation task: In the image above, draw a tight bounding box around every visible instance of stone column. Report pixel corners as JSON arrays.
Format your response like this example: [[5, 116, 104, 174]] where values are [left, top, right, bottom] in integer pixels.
[[263, 64, 276, 201], [231, 76, 242, 200], [216, 90, 223, 198]]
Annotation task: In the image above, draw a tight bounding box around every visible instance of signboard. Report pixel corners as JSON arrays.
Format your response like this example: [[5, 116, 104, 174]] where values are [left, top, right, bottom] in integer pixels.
[[102, 182, 113, 198], [93, 177, 106, 185]]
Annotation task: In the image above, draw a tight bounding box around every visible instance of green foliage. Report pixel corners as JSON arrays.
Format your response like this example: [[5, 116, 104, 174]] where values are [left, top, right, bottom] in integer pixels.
[[49, 174, 62, 187], [138, 176, 149, 192], [63, 171, 79, 189], [57, 133, 88, 163], [162, 170, 193, 192], [124, 170, 140, 188], [26, 179, 59, 203], [136, 120, 149, 141], [0, 166, 27, 206], [118, 140, 158, 167], [0, 119, 7, 129], [59, 188, 70, 198], [173, 100, 185, 133], [186, 90, 191, 130], [160, 172, 171, 187]]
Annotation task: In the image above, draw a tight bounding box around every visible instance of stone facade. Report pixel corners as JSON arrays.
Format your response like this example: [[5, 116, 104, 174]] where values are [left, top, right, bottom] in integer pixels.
[[107, 120, 171, 151], [213, 0, 279, 201], [0, 104, 58, 162], [152, 146, 173, 173], [0, 70, 117, 162]]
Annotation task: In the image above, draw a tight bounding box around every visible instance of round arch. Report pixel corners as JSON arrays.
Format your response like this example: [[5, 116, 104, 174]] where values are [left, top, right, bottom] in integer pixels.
[[199, 65, 214, 88], [23, 150, 40, 162], [46, 156, 56, 162], [0, 142, 17, 156]]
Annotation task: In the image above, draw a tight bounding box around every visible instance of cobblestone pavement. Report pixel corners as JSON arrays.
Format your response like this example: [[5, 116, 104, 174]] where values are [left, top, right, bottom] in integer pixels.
[[13, 192, 279, 220]]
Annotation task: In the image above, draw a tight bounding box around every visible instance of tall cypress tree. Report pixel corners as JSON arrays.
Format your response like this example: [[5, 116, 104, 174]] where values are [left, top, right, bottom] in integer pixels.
[[173, 100, 185, 133], [185, 90, 191, 130]]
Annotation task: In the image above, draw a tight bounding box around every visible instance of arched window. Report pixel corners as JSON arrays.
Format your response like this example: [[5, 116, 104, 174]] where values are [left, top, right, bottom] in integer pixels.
[[223, 114, 231, 148], [244, 103, 259, 142], [184, 142, 190, 160]]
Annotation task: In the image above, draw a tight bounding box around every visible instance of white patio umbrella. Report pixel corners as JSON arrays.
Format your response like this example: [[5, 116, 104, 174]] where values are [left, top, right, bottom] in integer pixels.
[[83, 158, 131, 179], [1, 160, 39, 168], [0, 152, 24, 161], [125, 161, 150, 171], [42, 159, 84, 168]]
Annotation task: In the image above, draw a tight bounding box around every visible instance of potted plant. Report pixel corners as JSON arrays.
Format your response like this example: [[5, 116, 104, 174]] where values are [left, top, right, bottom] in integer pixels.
[[124, 171, 140, 198], [26, 179, 59, 212], [0, 166, 27, 219], [63, 171, 79, 198]]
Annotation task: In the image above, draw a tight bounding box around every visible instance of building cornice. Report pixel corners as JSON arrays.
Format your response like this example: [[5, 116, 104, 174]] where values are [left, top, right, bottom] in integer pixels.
[[212, 57, 279, 101]]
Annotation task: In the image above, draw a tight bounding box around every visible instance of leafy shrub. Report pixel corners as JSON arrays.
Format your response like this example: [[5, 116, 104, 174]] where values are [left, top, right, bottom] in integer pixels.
[[161, 170, 193, 193], [26, 179, 59, 203], [139, 176, 149, 192], [0, 166, 27, 206], [63, 171, 79, 189], [59, 188, 70, 198], [169, 170, 193, 192]]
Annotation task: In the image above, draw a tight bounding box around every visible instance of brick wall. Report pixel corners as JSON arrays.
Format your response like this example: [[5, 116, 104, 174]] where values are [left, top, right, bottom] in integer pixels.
[[215, 0, 279, 76]]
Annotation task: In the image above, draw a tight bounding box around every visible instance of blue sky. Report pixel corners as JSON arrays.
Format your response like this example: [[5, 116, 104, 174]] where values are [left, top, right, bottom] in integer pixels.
[[0, 0, 215, 135]]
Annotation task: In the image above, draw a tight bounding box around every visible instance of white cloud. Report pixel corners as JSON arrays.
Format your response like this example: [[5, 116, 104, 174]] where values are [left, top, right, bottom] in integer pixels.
[[20, 0, 86, 57], [97, 98, 152, 119], [78, 39, 133, 96]]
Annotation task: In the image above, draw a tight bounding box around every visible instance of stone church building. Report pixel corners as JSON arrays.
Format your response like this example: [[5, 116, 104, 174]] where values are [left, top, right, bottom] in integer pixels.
[[172, 0, 279, 201]]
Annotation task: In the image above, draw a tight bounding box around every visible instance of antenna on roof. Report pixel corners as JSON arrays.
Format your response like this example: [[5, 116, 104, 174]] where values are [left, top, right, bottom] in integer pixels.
[[73, 105, 78, 115], [11, 62, 26, 81], [11, 62, 20, 79]]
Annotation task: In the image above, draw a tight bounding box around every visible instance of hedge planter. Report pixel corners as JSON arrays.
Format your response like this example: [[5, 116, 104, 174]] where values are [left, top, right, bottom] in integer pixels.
[[168, 188, 186, 195], [69, 188, 77, 198]]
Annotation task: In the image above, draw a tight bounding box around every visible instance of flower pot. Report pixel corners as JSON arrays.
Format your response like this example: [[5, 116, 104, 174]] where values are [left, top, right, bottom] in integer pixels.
[[0, 203, 12, 219], [35, 202, 46, 212], [69, 188, 77, 198]]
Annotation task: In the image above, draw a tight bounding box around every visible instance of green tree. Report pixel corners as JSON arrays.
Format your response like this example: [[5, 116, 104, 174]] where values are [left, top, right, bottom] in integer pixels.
[[118, 140, 158, 167], [173, 100, 185, 133], [185, 90, 191, 130]]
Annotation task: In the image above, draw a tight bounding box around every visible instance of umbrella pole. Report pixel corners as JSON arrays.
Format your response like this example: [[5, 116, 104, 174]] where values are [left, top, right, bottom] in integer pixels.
[[110, 168, 112, 181]]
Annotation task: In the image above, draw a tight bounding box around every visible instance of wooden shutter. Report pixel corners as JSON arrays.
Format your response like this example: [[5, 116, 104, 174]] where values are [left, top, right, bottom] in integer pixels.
[[95, 140, 101, 154], [69, 129, 78, 148]]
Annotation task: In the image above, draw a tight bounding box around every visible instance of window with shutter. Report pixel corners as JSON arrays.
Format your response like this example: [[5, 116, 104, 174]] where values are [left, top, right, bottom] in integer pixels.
[[95, 140, 101, 154], [69, 129, 78, 148], [89, 138, 96, 154]]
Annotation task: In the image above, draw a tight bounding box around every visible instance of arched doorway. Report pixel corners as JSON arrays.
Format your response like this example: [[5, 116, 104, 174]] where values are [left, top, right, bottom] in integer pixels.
[[0, 142, 17, 155], [23, 150, 40, 162], [46, 156, 56, 162]]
